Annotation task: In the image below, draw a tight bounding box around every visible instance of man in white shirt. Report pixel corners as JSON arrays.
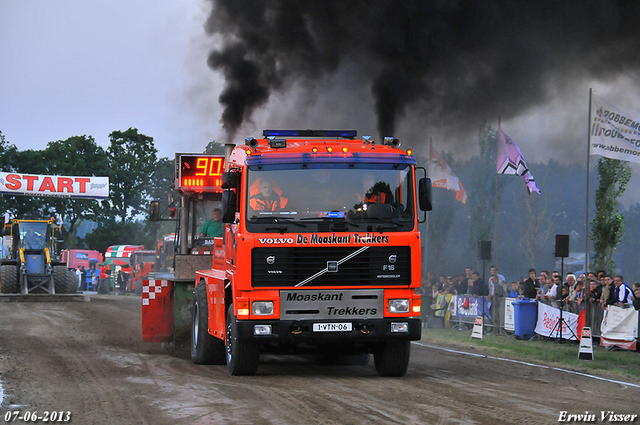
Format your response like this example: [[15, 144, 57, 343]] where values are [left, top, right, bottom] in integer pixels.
[[75, 265, 85, 290]]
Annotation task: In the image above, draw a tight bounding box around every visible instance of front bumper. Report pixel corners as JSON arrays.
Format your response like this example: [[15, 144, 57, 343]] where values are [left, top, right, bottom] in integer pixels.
[[235, 317, 422, 343]]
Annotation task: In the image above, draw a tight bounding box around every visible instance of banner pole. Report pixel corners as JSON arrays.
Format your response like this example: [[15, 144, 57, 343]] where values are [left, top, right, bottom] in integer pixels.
[[585, 89, 592, 277], [584, 88, 593, 332], [495, 118, 501, 269]]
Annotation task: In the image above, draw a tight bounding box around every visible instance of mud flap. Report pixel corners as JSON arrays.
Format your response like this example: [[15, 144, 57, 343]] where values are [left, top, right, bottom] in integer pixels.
[[142, 279, 174, 342]]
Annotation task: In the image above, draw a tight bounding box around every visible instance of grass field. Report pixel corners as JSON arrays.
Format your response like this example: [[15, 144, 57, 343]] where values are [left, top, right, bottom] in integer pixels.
[[420, 327, 640, 382]]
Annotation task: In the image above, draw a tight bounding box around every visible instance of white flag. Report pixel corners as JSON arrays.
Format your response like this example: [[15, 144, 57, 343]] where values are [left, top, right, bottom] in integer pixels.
[[590, 94, 640, 164], [429, 145, 467, 204]]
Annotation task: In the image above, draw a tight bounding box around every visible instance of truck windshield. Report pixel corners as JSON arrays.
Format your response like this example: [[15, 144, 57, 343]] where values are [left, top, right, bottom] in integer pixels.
[[245, 165, 415, 232]]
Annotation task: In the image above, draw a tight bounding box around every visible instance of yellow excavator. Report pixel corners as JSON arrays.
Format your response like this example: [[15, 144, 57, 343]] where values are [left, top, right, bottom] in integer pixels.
[[0, 218, 76, 294]]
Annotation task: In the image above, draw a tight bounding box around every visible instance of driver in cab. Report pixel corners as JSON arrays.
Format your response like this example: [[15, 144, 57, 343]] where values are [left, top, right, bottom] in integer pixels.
[[249, 178, 288, 212], [23, 227, 43, 249], [356, 173, 394, 207]]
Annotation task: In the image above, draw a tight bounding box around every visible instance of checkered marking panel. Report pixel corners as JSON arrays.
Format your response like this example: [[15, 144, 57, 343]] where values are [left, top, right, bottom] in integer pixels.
[[142, 279, 169, 306]]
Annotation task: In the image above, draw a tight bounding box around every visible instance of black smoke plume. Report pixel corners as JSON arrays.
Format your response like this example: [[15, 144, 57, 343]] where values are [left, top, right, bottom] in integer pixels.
[[205, 0, 640, 142]]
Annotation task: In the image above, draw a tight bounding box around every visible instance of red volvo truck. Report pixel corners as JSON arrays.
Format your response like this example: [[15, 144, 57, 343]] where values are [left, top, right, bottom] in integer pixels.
[[144, 130, 431, 377]]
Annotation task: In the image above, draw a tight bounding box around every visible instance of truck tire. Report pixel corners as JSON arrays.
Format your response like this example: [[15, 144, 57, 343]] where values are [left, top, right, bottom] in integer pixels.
[[226, 303, 260, 375], [373, 341, 411, 377], [53, 266, 77, 294], [0, 264, 19, 294], [191, 281, 225, 365]]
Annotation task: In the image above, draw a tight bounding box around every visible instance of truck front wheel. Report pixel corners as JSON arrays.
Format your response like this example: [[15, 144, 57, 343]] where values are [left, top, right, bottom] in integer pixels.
[[374, 340, 411, 377], [226, 304, 260, 375], [191, 281, 225, 364]]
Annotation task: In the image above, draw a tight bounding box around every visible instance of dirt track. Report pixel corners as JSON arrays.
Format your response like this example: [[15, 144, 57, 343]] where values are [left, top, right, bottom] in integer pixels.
[[0, 295, 639, 424]]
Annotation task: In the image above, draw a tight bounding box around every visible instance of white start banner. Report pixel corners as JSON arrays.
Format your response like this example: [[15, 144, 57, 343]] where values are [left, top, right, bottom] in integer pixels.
[[0, 172, 109, 199]]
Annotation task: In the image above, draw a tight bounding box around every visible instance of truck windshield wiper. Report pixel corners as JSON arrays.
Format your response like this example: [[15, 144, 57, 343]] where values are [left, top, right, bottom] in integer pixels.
[[249, 216, 307, 228], [349, 215, 411, 225], [299, 217, 358, 227]]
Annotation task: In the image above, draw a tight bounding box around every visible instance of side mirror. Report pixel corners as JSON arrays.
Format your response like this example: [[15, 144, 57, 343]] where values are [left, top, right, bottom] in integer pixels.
[[418, 178, 433, 211], [221, 190, 237, 223], [221, 172, 239, 189], [149, 201, 160, 221]]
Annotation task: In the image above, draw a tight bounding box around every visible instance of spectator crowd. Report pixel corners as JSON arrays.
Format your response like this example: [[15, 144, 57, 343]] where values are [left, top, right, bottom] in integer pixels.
[[419, 266, 639, 326]]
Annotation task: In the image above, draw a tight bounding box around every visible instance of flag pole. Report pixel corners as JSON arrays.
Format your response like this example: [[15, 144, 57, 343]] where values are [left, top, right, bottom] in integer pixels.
[[494, 118, 501, 269], [585, 89, 592, 277]]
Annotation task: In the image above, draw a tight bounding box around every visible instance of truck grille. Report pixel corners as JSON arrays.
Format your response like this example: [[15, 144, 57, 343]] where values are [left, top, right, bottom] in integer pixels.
[[252, 246, 410, 287]]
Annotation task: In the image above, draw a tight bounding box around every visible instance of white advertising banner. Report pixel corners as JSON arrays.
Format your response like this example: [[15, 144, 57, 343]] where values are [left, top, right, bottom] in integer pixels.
[[0, 172, 109, 199], [504, 298, 516, 331], [590, 94, 640, 164], [601, 305, 638, 341], [534, 301, 579, 340]]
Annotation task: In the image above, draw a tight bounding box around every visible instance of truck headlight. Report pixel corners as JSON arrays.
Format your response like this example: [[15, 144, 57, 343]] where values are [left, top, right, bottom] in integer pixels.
[[388, 299, 410, 313], [252, 301, 274, 316]]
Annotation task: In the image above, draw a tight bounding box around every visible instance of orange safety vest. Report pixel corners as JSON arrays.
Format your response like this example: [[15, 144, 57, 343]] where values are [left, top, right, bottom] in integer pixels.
[[357, 192, 387, 204], [249, 194, 287, 212], [248, 179, 288, 211]]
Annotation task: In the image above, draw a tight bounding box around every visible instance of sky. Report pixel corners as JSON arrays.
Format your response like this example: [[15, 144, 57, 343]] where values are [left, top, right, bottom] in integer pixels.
[[0, 0, 224, 159], [2, 1, 640, 206]]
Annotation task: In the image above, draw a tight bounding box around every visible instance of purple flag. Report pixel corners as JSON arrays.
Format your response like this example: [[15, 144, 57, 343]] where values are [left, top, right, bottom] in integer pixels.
[[524, 171, 541, 194], [497, 126, 528, 175], [497, 126, 540, 194]]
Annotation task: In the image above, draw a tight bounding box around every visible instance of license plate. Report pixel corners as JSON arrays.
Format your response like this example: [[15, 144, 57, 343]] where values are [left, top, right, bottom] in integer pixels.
[[313, 322, 352, 332]]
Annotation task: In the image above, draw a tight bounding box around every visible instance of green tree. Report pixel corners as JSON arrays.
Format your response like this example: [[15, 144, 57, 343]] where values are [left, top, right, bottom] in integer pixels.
[[518, 190, 553, 269], [80, 220, 148, 253], [0, 131, 21, 215], [424, 150, 461, 274], [467, 122, 499, 252], [144, 156, 179, 243], [9, 149, 49, 219], [590, 157, 631, 274], [107, 128, 158, 222], [42, 135, 110, 246], [204, 140, 225, 154]]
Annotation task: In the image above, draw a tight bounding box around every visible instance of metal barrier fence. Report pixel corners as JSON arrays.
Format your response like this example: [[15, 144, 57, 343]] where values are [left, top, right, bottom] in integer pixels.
[[428, 294, 613, 339]]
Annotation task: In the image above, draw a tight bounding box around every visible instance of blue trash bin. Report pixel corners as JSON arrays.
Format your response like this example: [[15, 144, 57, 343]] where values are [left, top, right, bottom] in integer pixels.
[[512, 299, 538, 340]]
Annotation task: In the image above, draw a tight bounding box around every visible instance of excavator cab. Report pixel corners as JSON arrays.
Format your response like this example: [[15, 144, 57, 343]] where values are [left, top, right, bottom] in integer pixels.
[[0, 219, 76, 294]]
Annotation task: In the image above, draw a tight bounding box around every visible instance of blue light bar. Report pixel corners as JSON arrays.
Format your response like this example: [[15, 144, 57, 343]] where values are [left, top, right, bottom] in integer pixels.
[[262, 129, 357, 138]]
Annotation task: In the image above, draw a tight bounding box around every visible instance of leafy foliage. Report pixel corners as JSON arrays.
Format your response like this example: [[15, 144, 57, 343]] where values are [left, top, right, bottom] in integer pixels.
[[421, 149, 460, 271], [41, 135, 110, 246], [518, 190, 553, 268], [466, 122, 499, 252], [0, 129, 169, 251], [107, 128, 158, 222], [590, 158, 631, 274], [204, 140, 225, 154], [79, 221, 148, 254]]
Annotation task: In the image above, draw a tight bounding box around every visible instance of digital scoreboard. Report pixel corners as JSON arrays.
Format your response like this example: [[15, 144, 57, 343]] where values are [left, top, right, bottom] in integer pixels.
[[175, 154, 225, 191]]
